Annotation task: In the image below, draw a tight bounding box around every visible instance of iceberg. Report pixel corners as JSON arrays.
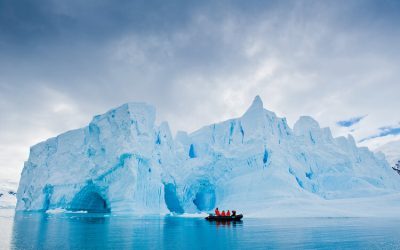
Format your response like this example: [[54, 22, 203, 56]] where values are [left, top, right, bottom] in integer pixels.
[[16, 96, 400, 216]]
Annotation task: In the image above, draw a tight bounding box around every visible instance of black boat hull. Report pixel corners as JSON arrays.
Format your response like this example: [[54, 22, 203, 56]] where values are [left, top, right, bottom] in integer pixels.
[[205, 214, 243, 221]]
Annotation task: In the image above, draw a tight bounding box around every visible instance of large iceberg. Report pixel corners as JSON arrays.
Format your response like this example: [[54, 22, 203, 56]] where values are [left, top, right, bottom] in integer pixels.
[[16, 96, 400, 216]]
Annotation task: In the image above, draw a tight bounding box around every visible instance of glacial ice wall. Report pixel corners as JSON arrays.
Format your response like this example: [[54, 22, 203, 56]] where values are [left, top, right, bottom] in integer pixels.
[[17, 103, 174, 213], [16, 96, 400, 214]]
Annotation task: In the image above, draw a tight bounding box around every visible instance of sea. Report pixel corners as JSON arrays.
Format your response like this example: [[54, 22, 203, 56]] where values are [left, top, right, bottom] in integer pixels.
[[1, 209, 400, 249]]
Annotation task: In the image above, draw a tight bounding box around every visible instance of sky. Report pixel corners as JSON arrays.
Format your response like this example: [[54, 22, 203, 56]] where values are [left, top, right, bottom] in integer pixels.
[[0, 0, 399, 181]]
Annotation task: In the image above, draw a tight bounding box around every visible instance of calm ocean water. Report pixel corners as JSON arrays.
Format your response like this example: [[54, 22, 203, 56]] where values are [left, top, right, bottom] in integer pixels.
[[1, 209, 400, 249]]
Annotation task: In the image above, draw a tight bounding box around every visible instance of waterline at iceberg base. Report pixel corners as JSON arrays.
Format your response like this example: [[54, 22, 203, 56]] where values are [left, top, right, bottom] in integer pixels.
[[16, 96, 400, 217]]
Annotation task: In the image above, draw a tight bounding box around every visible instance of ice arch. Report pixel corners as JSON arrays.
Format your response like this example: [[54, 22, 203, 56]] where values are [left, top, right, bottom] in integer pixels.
[[164, 183, 184, 214], [193, 184, 216, 211], [70, 185, 110, 213]]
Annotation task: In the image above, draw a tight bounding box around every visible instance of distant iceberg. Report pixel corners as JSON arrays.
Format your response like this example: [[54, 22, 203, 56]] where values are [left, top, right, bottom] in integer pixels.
[[376, 140, 400, 167], [16, 96, 400, 216]]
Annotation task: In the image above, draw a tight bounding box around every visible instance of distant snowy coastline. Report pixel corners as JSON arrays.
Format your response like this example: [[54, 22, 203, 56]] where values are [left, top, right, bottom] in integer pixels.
[[0, 179, 17, 209]]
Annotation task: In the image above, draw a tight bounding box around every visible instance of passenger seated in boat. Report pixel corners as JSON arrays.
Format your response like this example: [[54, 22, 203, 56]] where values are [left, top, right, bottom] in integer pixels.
[[215, 207, 220, 216], [221, 210, 226, 216], [226, 210, 231, 216], [232, 210, 236, 216]]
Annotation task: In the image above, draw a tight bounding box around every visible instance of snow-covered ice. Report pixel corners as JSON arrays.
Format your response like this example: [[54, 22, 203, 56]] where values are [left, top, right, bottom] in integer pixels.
[[45, 208, 67, 214], [16, 96, 400, 217]]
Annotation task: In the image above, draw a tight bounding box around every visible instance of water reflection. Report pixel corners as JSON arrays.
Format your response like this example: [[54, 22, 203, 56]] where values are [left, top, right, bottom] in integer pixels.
[[12, 212, 110, 249], [9, 213, 400, 249], [161, 216, 242, 249], [212, 220, 243, 227]]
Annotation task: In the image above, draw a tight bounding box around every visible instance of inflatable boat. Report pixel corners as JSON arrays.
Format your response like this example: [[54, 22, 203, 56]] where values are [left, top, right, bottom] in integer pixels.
[[205, 214, 243, 221]]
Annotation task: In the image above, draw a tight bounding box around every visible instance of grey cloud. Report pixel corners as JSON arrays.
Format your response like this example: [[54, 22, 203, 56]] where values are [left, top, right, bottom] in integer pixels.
[[0, 0, 400, 180]]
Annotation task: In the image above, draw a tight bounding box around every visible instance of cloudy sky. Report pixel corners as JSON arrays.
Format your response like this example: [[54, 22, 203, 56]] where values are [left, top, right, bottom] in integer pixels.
[[1, 0, 399, 181]]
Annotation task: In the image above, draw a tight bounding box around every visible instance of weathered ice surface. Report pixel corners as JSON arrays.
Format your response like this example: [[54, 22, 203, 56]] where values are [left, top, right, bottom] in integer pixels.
[[16, 97, 400, 216]]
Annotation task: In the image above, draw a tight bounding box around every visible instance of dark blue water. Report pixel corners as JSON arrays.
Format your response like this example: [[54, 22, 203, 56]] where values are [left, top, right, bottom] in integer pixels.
[[1, 209, 400, 249]]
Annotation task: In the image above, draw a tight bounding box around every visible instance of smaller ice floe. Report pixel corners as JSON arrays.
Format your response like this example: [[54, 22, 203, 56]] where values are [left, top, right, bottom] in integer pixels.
[[46, 208, 89, 214], [65, 210, 88, 214], [174, 212, 209, 218], [46, 208, 67, 214]]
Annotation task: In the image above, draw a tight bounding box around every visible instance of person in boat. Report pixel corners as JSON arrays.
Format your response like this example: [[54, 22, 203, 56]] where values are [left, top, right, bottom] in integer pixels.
[[221, 210, 226, 216], [215, 207, 220, 216], [232, 210, 236, 216], [226, 210, 231, 216]]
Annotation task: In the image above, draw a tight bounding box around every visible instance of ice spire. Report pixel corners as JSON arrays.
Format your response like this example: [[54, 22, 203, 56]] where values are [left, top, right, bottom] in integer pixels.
[[244, 95, 264, 115], [251, 95, 264, 109], [240, 95, 266, 135]]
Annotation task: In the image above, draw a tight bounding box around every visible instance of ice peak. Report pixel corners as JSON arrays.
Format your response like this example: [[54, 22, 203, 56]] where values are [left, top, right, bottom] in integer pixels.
[[244, 95, 264, 115], [297, 116, 320, 128], [293, 116, 321, 136], [252, 95, 264, 109]]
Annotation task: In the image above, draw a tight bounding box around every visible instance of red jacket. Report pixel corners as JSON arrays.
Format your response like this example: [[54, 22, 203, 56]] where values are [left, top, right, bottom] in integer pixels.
[[221, 211, 226, 216], [215, 209, 220, 216], [226, 211, 231, 216]]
